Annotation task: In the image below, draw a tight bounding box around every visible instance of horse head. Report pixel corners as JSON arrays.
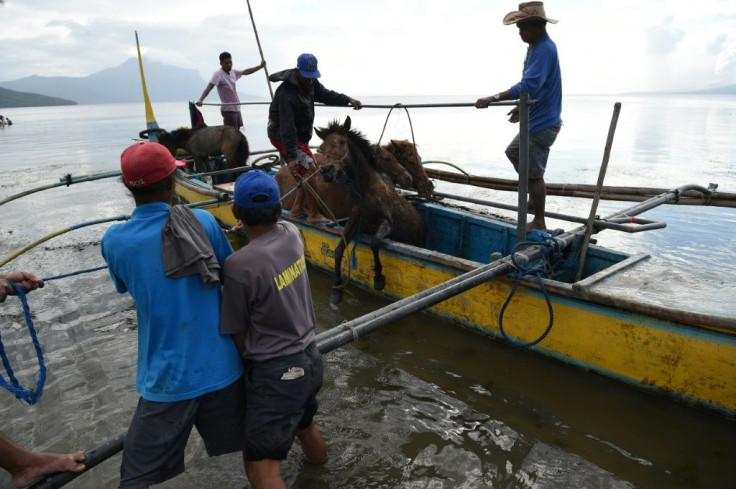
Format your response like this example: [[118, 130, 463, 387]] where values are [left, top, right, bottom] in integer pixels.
[[155, 130, 177, 157], [156, 128, 192, 157], [316, 116, 377, 185], [372, 145, 413, 189], [384, 139, 435, 199]]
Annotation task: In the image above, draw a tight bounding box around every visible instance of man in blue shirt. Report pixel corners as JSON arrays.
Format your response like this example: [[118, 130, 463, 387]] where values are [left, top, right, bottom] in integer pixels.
[[476, 1, 562, 232], [101, 142, 246, 488]]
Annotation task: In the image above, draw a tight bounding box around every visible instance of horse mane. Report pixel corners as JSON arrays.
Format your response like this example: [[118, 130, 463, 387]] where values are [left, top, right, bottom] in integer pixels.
[[319, 119, 378, 170]]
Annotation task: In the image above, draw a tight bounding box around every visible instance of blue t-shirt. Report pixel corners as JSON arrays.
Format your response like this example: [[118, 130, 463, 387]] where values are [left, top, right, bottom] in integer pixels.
[[101, 202, 242, 402], [508, 33, 562, 134]]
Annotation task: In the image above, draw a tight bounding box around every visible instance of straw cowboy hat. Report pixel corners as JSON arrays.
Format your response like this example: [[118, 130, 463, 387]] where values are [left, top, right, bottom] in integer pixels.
[[503, 1, 558, 25]]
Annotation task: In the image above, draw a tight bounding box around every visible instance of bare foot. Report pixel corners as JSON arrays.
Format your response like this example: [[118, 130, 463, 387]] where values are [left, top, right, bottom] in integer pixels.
[[526, 221, 547, 233], [290, 207, 306, 218], [306, 213, 330, 225], [12, 451, 86, 488]]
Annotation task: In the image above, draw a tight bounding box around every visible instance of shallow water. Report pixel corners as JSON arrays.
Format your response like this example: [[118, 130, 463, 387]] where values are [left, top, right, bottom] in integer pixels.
[[1, 96, 735, 488]]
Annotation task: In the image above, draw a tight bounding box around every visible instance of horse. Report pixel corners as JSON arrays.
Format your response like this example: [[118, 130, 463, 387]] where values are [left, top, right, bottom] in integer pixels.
[[275, 143, 413, 222], [315, 116, 427, 304], [383, 139, 435, 199], [157, 125, 249, 175]]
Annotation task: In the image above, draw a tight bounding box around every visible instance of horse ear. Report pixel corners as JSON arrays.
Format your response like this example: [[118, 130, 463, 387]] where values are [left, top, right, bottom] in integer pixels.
[[344, 116, 351, 131], [315, 126, 327, 140]]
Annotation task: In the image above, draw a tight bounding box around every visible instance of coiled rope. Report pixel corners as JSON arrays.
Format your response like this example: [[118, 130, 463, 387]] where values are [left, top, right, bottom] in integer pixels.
[[0, 267, 110, 405], [498, 232, 564, 348], [0, 283, 47, 405]]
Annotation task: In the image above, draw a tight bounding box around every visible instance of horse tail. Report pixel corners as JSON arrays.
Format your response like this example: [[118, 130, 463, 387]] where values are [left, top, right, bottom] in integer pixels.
[[235, 134, 250, 167]]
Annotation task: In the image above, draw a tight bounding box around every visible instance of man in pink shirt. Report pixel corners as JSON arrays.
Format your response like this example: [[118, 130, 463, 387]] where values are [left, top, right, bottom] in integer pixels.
[[196, 52, 266, 129]]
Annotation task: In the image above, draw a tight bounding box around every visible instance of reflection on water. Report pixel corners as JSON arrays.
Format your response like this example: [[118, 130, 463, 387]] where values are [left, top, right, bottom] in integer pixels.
[[1, 96, 736, 488], [2, 269, 735, 488]]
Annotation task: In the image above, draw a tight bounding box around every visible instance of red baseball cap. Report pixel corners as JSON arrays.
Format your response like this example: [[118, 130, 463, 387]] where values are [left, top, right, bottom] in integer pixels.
[[121, 142, 186, 188]]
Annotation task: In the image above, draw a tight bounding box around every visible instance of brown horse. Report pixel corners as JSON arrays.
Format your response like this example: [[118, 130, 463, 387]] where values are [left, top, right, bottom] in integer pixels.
[[383, 139, 435, 199], [157, 125, 249, 174], [316, 116, 426, 304], [275, 144, 413, 222]]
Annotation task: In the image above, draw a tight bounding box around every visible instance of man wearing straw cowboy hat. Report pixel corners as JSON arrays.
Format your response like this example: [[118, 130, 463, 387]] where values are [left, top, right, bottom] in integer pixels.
[[476, 1, 562, 233]]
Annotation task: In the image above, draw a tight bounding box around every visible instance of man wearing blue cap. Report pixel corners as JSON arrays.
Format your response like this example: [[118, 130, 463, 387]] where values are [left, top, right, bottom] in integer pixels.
[[268, 53, 362, 224], [220, 170, 327, 489]]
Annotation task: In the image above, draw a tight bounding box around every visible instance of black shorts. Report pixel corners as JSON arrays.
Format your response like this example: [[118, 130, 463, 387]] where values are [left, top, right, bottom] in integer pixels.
[[244, 342, 323, 461], [120, 376, 246, 489]]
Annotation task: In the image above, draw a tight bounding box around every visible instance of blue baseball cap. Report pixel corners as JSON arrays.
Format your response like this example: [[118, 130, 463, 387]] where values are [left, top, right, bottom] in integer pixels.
[[297, 53, 321, 79], [233, 170, 281, 209]]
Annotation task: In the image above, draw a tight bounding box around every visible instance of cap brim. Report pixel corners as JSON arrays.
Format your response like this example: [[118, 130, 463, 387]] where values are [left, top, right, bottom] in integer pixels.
[[503, 12, 558, 25], [298, 69, 321, 79]]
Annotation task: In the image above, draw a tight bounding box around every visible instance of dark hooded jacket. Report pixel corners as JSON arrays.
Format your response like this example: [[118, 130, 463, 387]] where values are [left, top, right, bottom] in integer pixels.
[[267, 69, 351, 161]]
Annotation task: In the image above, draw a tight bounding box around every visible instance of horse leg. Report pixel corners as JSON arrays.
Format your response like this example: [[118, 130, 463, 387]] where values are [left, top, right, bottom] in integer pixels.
[[331, 240, 346, 305], [370, 220, 391, 291], [331, 214, 360, 305], [194, 156, 207, 174]]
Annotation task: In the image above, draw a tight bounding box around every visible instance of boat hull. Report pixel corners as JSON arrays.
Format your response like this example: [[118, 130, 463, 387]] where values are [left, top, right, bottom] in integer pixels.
[[175, 173, 736, 418]]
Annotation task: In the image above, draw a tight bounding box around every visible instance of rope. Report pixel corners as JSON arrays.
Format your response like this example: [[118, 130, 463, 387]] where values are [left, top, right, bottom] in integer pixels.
[[0, 283, 46, 405], [498, 234, 564, 348], [43, 266, 109, 282], [0, 267, 110, 404], [377, 104, 417, 147]]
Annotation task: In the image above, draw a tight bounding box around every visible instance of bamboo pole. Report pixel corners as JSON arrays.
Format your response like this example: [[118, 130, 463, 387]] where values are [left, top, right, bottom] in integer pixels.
[[423, 169, 736, 207], [517, 93, 530, 243], [245, 0, 273, 100], [575, 102, 621, 282]]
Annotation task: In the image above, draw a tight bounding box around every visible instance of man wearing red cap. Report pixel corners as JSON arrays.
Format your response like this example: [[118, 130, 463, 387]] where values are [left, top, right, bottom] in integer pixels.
[[101, 142, 246, 488], [476, 1, 562, 233]]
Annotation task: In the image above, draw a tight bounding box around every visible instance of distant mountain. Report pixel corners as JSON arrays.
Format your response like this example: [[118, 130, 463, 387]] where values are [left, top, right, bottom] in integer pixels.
[[686, 84, 736, 95], [624, 84, 736, 96], [0, 58, 210, 105], [0, 86, 77, 108]]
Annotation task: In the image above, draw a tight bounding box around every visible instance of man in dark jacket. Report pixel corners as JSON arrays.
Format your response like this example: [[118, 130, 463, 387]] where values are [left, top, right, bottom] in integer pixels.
[[267, 53, 362, 224]]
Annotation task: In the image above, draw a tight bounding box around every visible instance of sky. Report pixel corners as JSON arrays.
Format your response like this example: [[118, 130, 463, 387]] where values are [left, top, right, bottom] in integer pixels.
[[1, 0, 735, 98]]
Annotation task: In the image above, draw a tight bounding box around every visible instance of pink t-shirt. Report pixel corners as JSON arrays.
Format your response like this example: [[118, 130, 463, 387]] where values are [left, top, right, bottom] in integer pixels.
[[210, 69, 243, 112]]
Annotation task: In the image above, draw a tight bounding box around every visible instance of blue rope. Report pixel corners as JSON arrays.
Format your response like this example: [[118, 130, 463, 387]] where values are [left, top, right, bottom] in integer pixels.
[[498, 234, 564, 348], [0, 283, 47, 405], [0, 266, 108, 404], [42, 265, 108, 282]]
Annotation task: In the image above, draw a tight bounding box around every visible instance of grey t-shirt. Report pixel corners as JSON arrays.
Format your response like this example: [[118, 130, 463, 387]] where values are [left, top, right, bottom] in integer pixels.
[[220, 221, 316, 361]]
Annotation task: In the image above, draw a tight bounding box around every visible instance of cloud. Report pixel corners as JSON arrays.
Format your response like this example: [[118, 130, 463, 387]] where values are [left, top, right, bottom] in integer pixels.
[[2, 0, 736, 95], [646, 17, 685, 56], [707, 33, 728, 55], [715, 45, 736, 84]]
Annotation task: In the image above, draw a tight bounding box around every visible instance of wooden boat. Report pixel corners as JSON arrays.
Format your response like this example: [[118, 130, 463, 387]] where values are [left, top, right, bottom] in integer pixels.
[[130, 32, 736, 419], [173, 172, 736, 418]]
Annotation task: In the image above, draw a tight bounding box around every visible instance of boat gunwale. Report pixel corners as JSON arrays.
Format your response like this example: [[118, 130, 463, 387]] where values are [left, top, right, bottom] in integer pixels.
[[174, 171, 736, 333]]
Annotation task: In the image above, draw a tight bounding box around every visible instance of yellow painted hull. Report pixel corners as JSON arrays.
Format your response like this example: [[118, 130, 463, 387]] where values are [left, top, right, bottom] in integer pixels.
[[175, 174, 736, 418]]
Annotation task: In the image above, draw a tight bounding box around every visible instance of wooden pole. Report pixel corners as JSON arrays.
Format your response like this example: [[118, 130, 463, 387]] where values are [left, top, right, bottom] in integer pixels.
[[516, 93, 530, 244], [245, 0, 273, 100], [575, 102, 622, 282]]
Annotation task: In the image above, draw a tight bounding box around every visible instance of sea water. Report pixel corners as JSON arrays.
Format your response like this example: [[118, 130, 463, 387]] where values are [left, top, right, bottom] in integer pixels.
[[1, 95, 735, 488]]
